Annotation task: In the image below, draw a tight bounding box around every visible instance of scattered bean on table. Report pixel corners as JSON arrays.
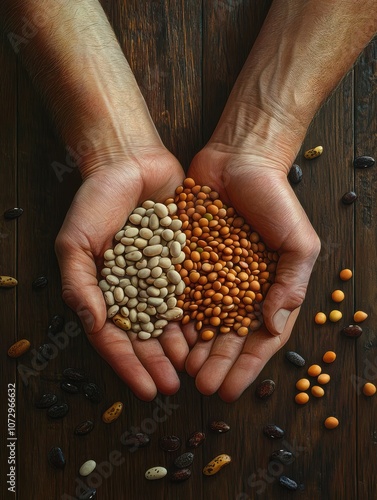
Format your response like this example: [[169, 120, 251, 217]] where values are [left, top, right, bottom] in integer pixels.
[[362, 383, 376, 396], [353, 310, 368, 322], [322, 351, 336, 363], [324, 417, 339, 429]]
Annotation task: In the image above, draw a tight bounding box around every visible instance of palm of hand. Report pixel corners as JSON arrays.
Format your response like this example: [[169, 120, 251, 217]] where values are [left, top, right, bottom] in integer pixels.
[[183, 149, 320, 401], [55, 151, 188, 401]]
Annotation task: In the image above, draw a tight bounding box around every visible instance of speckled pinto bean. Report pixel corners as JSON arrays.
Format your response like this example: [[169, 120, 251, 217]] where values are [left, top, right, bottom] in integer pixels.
[[166, 178, 279, 340]]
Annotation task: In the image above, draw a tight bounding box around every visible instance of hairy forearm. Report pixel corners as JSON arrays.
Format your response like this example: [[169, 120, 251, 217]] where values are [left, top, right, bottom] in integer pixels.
[[0, 0, 161, 176], [212, 0, 377, 169]]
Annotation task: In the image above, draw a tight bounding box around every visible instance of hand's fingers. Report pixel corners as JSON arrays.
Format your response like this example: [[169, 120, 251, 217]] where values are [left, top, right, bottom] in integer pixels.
[[157, 322, 190, 372], [262, 237, 320, 336], [88, 323, 158, 401], [191, 333, 246, 395], [55, 236, 107, 334], [129, 333, 181, 395], [181, 321, 200, 348], [218, 308, 299, 402], [184, 328, 216, 377]]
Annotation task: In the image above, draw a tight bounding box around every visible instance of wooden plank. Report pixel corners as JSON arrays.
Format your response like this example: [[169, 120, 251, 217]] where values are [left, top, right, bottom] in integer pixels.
[[0, 34, 18, 500], [108, 0, 203, 170], [202, 0, 272, 142], [354, 35, 377, 500]]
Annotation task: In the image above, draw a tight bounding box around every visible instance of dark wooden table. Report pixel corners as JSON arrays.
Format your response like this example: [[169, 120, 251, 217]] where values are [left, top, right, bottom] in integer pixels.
[[1, 2, 377, 499]]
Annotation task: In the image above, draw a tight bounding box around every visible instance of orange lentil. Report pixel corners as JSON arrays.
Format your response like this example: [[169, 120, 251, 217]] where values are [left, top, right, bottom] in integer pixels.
[[189, 271, 200, 283], [296, 378, 310, 391], [362, 382, 376, 396], [324, 417, 339, 429], [314, 312, 327, 325], [295, 392, 309, 405], [183, 177, 196, 188], [317, 374, 330, 385], [339, 268, 352, 281], [311, 386, 325, 398], [307, 364, 322, 377], [210, 317, 221, 327], [354, 310, 368, 322], [201, 329, 215, 341], [331, 290, 345, 302], [323, 351, 336, 363]]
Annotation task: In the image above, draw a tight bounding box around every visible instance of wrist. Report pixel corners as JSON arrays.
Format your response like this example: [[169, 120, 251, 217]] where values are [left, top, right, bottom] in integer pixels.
[[207, 100, 305, 176]]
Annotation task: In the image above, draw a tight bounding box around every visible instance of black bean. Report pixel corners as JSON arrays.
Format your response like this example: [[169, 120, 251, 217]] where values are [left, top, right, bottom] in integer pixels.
[[209, 420, 230, 433], [82, 382, 102, 403], [63, 367, 87, 382], [37, 343, 55, 362], [60, 381, 79, 394], [123, 432, 150, 448], [78, 488, 97, 500], [341, 191, 358, 205], [48, 446, 66, 469], [285, 350, 306, 367], [4, 207, 23, 219], [35, 393, 58, 409], [255, 379, 275, 400], [47, 403, 69, 419], [263, 424, 285, 439], [270, 449, 294, 465], [174, 452, 194, 469], [187, 431, 206, 448], [32, 276, 48, 290], [353, 155, 375, 169], [170, 468, 192, 482], [74, 420, 94, 436], [159, 435, 181, 452], [279, 475, 298, 491], [288, 164, 303, 184], [48, 315, 65, 335], [342, 324, 363, 338]]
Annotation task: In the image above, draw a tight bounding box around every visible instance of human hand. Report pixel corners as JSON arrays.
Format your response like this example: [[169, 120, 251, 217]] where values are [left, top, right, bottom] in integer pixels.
[[183, 145, 320, 402], [55, 149, 189, 401]]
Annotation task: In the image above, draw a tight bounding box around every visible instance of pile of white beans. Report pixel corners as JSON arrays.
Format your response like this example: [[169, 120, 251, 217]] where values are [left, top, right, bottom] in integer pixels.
[[99, 201, 186, 340]]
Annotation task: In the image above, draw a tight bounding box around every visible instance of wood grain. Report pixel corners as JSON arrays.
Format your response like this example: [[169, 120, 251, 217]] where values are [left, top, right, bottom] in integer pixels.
[[0, 2, 376, 500]]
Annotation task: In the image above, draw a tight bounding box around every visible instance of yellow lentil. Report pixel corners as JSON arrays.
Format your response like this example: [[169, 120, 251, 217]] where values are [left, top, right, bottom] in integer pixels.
[[329, 310, 342, 322]]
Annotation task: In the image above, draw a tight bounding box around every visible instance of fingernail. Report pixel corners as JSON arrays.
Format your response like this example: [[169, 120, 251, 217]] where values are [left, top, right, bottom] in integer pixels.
[[77, 309, 95, 334], [273, 308, 291, 335]]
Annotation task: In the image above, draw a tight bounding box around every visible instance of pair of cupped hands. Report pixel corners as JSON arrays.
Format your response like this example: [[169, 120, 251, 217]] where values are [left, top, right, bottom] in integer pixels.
[[55, 142, 320, 403]]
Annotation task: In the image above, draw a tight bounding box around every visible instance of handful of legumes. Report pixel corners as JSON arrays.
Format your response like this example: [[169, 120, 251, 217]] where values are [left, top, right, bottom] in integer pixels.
[[99, 178, 278, 341]]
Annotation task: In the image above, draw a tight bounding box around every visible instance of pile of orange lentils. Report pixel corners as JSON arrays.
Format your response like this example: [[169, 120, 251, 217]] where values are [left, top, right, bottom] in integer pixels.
[[165, 178, 279, 341]]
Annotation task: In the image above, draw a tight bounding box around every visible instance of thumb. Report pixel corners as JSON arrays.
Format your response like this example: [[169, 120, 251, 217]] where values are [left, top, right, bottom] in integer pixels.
[[55, 237, 107, 335], [262, 242, 320, 336]]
